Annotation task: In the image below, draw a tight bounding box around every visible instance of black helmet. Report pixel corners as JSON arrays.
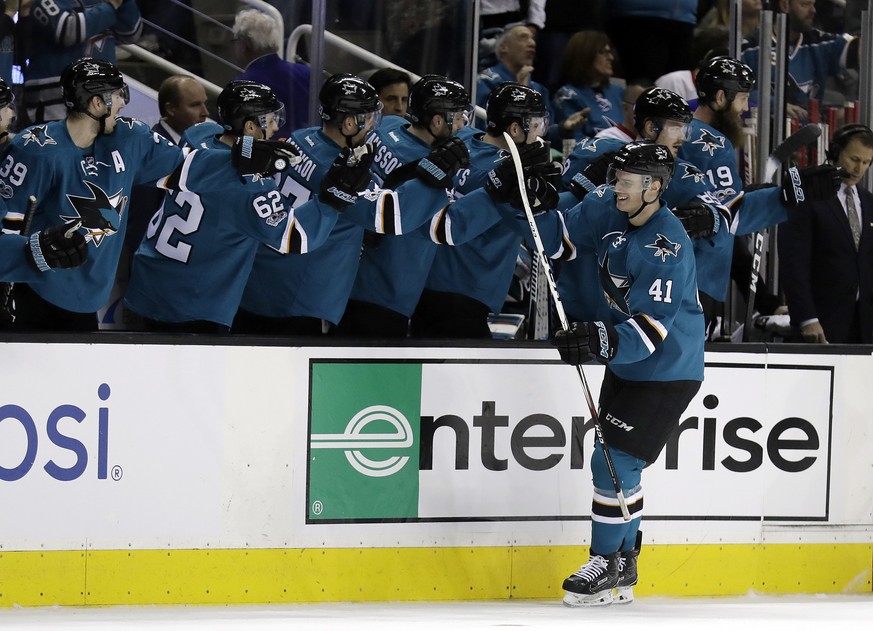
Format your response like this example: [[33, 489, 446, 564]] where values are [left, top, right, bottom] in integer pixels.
[[696, 56, 756, 105], [486, 81, 546, 134], [0, 78, 13, 109], [633, 87, 692, 136], [318, 73, 382, 139], [608, 140, 674, 189], [407, 75, 472, 127], [319, 73, 380, 120], [217, 80, 285, 135], [61, 58, 128, 112]]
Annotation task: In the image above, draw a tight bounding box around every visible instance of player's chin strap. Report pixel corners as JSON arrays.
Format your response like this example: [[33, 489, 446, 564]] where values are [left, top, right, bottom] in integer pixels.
[[627, 179, 658, 220], [84, 94, 114, 134]]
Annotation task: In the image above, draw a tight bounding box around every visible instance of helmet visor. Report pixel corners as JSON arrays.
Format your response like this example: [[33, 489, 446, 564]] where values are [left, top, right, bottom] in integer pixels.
[[358, 101, 384, 133], [606, 167, 651, 195], [449, 104, 475, 131], [658, 118, 691, 142], [525, 113, 549, 140], [258, 103, 286, 136], [106, 85, 130, 108]]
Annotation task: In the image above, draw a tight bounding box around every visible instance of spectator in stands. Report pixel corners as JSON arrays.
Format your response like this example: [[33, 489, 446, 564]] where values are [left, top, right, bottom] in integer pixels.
[[368, 67, 412, 117], [534, 0, 608, 94], [779, 124, 873, 344], [476, 24, 555, 128], [552, 31, 623, 143], [606, 0, 698, 82], [697, 0, 762, 43], [479, 0, 546, 31], [24, 0, 142, 124], [233, 7, 310, 137], [656, 28, 730, 111], [741, 0, 859, 120], [594, 80, 653, 144], [0, 0, 17, 84]]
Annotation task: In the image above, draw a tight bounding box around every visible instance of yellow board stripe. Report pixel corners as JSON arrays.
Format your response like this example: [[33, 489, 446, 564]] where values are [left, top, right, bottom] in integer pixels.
[[1, 544, 870, 607]]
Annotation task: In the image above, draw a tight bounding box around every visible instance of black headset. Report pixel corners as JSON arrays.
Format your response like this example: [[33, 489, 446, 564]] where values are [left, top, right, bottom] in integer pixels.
[[826, 123, 873, 162]]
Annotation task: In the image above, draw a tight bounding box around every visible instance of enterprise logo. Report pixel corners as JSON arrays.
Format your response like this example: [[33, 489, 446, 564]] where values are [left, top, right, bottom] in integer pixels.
[[310, 405, 413, 477]]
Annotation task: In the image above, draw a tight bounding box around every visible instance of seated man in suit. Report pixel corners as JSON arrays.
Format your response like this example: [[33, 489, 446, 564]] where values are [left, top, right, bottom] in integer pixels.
[[778, 124, 873, 343]]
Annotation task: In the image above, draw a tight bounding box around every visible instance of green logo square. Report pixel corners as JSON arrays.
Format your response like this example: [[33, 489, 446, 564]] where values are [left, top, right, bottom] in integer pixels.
[[308, 362, 421, 521]]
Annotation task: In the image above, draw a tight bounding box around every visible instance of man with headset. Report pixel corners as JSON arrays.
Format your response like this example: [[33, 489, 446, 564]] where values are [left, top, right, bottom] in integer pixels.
[[778, 124, 873, 343]]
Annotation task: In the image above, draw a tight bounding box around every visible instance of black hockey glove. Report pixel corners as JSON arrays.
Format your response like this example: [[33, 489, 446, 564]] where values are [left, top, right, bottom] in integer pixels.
[[232, 137, 302, 177], [416, 135, 470, 188], [673, 202, 720, 239], [485, 157, 521, 206], [567, 172, 597, 200], [582, 151, 616, 187], [781, 164, 843, 206], [25, 222, 87, 272], [517, 138, 551, 168], [319, 144, 375, 211], [522, 160, 562, 212], [522, 175, 559, 213], [551, 321, 618, 366]]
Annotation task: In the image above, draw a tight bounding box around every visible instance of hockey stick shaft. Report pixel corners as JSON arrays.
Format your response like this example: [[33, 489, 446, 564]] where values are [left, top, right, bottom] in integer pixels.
[[503, 133, 631, 521], [743, 124, 822, 341]]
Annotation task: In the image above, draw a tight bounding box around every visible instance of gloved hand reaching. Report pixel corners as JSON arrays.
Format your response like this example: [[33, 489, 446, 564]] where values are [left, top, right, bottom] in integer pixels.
[[319, 144, 375, 210], [781, 164, 844, 206], [416, 136, 470, 188]]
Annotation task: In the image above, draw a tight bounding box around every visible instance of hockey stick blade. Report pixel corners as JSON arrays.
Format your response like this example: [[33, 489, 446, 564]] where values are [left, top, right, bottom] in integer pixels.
[[764, 124, 822, 183], [503, 133, 631, 521]]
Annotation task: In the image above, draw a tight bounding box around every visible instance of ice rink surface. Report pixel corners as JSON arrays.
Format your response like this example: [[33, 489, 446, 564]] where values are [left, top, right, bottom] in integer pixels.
[[1, 594, 872, 630]]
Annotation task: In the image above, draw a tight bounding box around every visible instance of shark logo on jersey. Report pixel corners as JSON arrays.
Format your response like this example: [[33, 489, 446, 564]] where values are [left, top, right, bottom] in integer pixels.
[[80, 156, 113, 177], [598, 251, 630, 315], [64, 181, 128, 247], [691, 129, 726, 156], [645, 233, 682, 262], [595, 92, 614, 112], [680, 163, 707, 183], [22, 125, 57, 147], [577, 138, 604, 153], [117, 117, 139, 130]]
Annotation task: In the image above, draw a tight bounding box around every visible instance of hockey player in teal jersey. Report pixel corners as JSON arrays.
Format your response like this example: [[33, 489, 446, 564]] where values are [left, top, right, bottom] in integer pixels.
[[0, 58, 194, 331], [340, 75, 477, 338], [124, 81, 355, 333], [676, 57, 841, 325], [412, 81, 562, 338], [554, 87, 731, 327], [551, 142, 704, 607], [233, 74, 467, 336]]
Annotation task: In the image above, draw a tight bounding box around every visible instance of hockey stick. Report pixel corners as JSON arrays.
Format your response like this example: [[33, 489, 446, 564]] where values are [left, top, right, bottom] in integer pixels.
[[503, 133, 631, 521], [526, 251, 550, 340], [743, 124, 822, 342], [0, 195, 39, 323]]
